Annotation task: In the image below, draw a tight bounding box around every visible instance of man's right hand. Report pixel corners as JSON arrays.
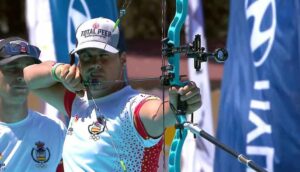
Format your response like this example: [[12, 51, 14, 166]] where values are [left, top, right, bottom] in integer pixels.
[[56, 64, 85, 97]]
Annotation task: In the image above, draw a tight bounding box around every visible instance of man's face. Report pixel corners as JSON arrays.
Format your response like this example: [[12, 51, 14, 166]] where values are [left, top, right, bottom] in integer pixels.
[[78, 48, 125, 95], [0, 57, 35, 104]]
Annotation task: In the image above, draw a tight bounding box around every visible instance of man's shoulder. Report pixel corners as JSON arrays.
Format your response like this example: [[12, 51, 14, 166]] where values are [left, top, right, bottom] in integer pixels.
[[29, 110, 67, 131]]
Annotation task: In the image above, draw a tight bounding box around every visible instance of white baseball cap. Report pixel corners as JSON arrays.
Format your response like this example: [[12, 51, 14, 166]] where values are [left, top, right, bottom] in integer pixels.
[[71, 17, 119, 54]]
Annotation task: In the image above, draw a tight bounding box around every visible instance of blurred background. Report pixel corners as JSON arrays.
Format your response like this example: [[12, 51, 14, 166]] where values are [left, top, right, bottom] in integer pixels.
[[1, 0, 299, 172], [0, 0, 227, 143], [0, 1, 228, 171]]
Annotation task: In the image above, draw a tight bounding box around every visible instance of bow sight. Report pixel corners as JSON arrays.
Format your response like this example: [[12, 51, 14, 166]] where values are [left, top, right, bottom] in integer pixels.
[[162, 34, 228, 72], [161, 34, 228, 87]]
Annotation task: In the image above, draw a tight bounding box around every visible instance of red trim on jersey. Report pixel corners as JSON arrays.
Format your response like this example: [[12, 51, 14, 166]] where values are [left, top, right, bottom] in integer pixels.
[[134, 97, 163, 171], [64, 90, 76, 118], [56, 159, 64, 172], [141, 138, 163, 172], [134, 99, 152, 139]]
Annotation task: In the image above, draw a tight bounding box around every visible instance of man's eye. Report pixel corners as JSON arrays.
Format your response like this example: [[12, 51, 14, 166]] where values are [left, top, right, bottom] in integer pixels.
[[100, 54, 110, 60], [80, 54, 91, 62], [100, 53, 108, 56], [3, 67, 18, 73]]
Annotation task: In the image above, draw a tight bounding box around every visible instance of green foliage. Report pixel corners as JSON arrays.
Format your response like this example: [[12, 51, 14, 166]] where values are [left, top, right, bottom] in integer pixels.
[[120, 0, 175, 40], [203, 0, 229, 50], [0, 0, 229, 50], [119, 0, 229, 50]]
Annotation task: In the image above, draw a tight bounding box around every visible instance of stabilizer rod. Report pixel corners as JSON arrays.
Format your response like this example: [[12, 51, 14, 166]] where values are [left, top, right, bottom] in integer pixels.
[[183, 123, 267, 172]]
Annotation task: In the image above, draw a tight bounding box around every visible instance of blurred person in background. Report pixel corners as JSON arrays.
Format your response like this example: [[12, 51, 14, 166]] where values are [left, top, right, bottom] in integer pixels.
[[0, 37, 66, 172]]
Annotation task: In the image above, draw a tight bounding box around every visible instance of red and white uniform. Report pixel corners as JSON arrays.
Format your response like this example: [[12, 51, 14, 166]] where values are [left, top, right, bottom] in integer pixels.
[[62, 86, 163, 172]]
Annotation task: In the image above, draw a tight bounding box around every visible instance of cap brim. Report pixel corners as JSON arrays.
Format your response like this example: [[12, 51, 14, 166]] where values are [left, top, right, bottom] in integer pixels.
[[0, 55, 41, 66], [71, 41, 119, 54]]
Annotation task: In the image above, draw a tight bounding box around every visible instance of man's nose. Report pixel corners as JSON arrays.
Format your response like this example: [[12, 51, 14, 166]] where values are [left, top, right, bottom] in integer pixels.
[[90, 62, 102, 70], [16, 76, 24, 82]]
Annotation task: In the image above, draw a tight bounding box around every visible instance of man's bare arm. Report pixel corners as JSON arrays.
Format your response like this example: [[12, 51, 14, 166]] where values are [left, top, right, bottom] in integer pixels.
[[138, 83, 202, 138], [24, 61, 83, 115]]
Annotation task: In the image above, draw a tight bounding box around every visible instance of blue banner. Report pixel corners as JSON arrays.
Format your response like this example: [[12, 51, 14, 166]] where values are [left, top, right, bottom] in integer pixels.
[[215, 0, 300, 172], [49, 0, 118, 63]]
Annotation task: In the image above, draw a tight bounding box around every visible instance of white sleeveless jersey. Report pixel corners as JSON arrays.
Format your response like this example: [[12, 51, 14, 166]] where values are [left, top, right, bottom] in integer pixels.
[[62, 86, 162, 172], [0, 110, 66, 172]]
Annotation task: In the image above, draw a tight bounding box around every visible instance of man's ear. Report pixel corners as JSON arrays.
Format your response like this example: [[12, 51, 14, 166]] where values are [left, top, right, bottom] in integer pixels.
[[119, 52, 127, 65]]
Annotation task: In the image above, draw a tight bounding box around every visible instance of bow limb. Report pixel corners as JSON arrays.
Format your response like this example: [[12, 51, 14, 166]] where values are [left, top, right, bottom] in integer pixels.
[[166, 0, 188, 172]]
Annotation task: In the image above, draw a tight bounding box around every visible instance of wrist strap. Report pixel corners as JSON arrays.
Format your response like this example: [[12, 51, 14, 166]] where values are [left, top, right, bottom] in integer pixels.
[[51, 63, 63, 81]]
